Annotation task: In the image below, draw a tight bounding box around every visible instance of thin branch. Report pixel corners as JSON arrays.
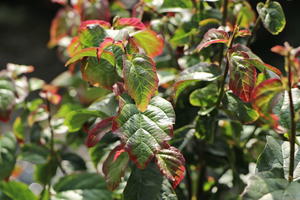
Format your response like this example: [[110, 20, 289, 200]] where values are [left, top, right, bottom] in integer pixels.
[[286, 53, 296, 182]]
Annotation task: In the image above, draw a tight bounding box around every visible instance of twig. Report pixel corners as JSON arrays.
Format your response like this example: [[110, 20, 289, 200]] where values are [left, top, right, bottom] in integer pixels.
[[286, 53, 296, 182]]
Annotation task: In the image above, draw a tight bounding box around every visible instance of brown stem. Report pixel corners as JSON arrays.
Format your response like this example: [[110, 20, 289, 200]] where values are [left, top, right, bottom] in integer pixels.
[[222, 0, 228, 26], [286, 54, 296, 182]]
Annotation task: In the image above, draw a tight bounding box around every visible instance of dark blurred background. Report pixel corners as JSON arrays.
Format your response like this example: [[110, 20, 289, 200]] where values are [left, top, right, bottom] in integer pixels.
[[0, 0, 299, 81]]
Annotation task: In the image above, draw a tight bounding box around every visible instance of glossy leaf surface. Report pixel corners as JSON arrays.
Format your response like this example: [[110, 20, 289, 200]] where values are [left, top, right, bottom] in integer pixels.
[[257, 1, 286, 35], [123, 54, 158, 112], [113, 96, 175, 168]]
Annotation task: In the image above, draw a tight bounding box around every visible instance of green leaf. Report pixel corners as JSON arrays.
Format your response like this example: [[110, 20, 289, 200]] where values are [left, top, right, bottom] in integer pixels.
[[175, 63, 221, 100], [123, 54, 158, 112], [102, 145, 129, 190], [273, 88, 300, 131], [256, 136, 300, 181], [131, 30, 164, 58], [13, 117, 25, 140], [196, 28, 229, 52], [124, 163, 163, 200], [65, 47, 97, 66], [156, 179, 178, 200], [34, 157, 58, 185], [53, 173, 112, 200], [64, 109, 105, 132], [242, 171, 300, 199], [0, 133, 17, 181], [161, 0, 192, 8], [222, 92, 259, 124], [236, 2, 256, 28], [0, 87, 15, 122], [60, 152, 87, 171], [79, 22, 107, 48], [228, 51, 257, 102], [81, 57, 121, 89], [257, 1, 286, 35], [20, 144, 49, 164], [251, 78, 284, 130], [189, 83, 218, 114], [155, 146, 185, 188], [113, 96, 175, 168], [0, 181, 37, 200]]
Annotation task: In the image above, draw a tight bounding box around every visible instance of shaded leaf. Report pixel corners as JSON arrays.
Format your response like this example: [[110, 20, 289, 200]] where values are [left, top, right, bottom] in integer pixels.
[[20, 144, 49, 165], [222, 92, 259, 124], [189, 83, 218, 114], [102, 145, 129, 190], [124, 163, 163, 200], [242, 171, 300, 200], [257, 136, 300, 181], [64, 109, 105, 132], [174, 63, 221, 100], [81, 57, 121, 89], [273, 88, 300, 131], [123, 54, 158, 112], [86, 117, 114, 147], [257, 1, 286, 35], [0, 133, 17, 181], [53, 173, 112, 200]]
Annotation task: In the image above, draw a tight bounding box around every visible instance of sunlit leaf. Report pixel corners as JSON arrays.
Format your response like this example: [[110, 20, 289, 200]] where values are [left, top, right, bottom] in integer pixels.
[[112, 96, 175, 168], [131, 30, 164, 58], [228, 51, 257, 102], [257, 1, 286, 35], [123, 54, 158, 112], [114, 18, 146, 30], [155, 146, 185, 188], [0, 181, 37, 200], [196, 28, 229, 52], [79, 21, 108, 48], [251, 78, 284, 130]]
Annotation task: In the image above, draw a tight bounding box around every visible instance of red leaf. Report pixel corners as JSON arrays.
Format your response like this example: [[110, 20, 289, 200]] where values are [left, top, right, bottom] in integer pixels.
[[229, 51, 257, 102], [103, 144, 129, 190], [85, 117, 114, 147], [155, 146, 185, 188], [51, 0, 67, 5], [114, 18, 146, 30], [271, 45, 288, 56], [251, 78, 284, 130], [80, 20, 111, 31], [67, 37, 81, 56], [196, 28, 229, 52]]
